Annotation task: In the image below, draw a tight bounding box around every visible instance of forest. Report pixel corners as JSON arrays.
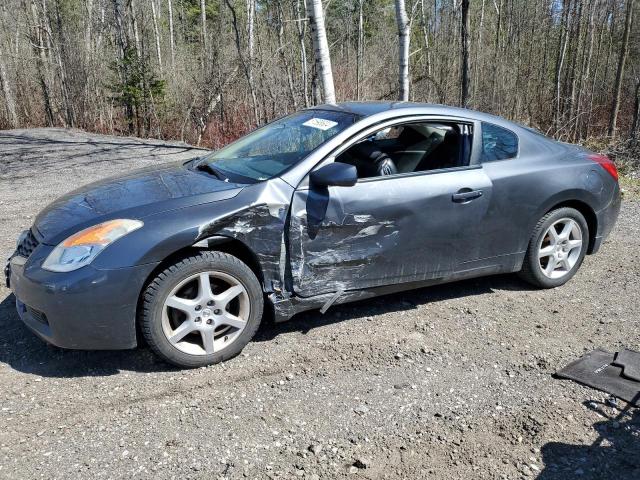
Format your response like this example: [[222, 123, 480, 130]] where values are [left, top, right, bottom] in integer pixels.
[[0, 0, 638, 158]]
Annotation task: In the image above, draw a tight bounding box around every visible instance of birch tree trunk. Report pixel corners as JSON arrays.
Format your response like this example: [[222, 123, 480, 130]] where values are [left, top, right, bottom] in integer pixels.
[[608, 0, 635, 137], [305, 0, 336, 104], [167, 0, 175, 68], [395, 0, 410, 101], [473, 0, 485, 100], [200, 0, 207, 60], [246, 0, 255, 63], [460, 0, 471, 107], [85, 0, 93, 53], [96, 1, 105, 50], [246, 0, 257, 114], [130, 0, 141, 58], [151, 0, 163, 71]]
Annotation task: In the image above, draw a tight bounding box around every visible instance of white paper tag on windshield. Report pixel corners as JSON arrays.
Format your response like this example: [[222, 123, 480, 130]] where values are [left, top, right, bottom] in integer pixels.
[[302, 118, 338, 131]]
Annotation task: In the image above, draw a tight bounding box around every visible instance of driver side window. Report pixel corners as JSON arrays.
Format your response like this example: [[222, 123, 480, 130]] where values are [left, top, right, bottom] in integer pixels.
[[335, 121, 473, 180]]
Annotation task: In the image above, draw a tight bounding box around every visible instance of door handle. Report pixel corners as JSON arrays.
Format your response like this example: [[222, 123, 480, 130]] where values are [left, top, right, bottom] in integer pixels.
[[452, 189, 483, 203]]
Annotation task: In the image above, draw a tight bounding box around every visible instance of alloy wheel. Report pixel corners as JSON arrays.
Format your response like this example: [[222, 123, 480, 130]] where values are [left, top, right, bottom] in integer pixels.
[[538, 218, 583, 279], [161, 271, 250, 356]]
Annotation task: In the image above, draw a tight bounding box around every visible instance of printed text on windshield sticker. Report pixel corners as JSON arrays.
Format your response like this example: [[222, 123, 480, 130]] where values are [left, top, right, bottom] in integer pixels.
[[302, 118, 338, 131]]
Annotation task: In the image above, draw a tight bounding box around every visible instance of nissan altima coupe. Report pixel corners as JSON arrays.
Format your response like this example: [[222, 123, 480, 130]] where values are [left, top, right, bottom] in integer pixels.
[[7, 102, 621, 367]]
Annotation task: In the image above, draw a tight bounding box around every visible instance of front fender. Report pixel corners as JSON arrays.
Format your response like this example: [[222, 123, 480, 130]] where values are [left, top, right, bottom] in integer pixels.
[[92, 180, 294, 294], [90, 200, 239, 269]]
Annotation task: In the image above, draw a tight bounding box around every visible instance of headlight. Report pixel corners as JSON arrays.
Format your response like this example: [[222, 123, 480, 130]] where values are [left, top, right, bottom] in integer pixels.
[[42, 219, 143, 272]]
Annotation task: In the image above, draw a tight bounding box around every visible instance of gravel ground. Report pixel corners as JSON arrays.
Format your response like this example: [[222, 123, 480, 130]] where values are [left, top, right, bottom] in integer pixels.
[[0, 128, 638, 480]]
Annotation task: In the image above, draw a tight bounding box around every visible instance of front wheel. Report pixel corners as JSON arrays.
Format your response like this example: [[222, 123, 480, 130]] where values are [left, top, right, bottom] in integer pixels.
[[140, 251, 263, 368], [518, 207, 589, 288]]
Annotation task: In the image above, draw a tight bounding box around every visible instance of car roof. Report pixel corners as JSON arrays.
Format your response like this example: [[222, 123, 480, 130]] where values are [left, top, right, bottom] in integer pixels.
[[310, 101, 531, 132]]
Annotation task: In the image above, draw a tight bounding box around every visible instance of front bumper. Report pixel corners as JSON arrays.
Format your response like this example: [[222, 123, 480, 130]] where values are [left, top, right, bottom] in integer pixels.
[[8, 246, 158, 350]]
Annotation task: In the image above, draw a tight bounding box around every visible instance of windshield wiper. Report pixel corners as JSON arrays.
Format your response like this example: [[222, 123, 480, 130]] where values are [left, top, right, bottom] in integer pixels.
[[196, 162, 229, 182]]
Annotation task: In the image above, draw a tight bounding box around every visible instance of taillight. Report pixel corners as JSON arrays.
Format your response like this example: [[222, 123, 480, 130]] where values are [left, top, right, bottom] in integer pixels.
[[589, 154, 618, 181]]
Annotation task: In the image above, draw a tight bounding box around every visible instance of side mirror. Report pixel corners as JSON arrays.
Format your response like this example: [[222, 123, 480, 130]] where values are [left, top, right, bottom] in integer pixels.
[[310, 162, 358, 187]]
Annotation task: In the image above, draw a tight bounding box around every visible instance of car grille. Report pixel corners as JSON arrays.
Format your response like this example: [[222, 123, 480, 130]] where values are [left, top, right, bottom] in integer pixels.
[[16, 229, 39, 258]]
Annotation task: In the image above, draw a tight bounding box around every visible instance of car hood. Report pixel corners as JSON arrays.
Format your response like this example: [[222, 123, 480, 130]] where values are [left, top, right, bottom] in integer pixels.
[[34, 161, 244, 244]]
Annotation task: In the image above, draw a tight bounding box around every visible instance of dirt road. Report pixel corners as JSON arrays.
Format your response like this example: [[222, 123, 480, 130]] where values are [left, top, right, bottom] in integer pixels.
[[0, 128, 638, 479]]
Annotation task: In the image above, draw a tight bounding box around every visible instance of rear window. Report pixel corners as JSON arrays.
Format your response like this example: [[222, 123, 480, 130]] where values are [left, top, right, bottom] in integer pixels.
[[481, 123, 518, 162]]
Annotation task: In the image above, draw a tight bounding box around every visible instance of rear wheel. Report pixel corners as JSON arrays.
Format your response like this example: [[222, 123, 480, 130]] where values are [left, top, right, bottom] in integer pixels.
[[140, 251, 263, 367], [518, 207, 588, 288]]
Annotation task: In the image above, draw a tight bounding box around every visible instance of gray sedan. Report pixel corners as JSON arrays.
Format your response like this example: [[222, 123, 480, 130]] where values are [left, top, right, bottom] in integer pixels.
[[7, 102, 621, 367]]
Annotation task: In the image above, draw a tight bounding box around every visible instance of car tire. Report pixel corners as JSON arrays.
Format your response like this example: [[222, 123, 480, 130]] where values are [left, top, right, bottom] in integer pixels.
[[518, 207, 589, 289], [140, 251, 263, 368]]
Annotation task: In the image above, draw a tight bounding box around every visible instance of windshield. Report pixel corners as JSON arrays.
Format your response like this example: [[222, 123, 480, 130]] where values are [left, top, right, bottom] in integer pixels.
[[196, 110, 359, 183]]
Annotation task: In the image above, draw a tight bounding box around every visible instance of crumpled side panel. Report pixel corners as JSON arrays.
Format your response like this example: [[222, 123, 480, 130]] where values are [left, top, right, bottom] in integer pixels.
[[289, 188, 400, 297], [196, 180, 293, 294]]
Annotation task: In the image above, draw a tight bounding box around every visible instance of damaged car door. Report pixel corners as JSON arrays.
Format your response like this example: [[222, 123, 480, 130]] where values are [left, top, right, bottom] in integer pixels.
[[288, 119, 494, 298]]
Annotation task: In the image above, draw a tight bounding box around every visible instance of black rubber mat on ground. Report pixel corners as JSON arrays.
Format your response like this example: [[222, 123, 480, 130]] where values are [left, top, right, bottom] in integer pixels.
[[613, 349, 640, 382], [556, 349, 640, 407]]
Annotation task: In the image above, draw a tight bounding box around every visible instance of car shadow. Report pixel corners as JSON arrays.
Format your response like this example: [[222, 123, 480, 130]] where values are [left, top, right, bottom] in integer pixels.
[[0, 273, 534, 378], [536, 397, 640, 479]]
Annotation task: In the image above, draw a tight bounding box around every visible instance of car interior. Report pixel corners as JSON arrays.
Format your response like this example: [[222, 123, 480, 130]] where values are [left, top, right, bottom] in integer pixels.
[[336, 122, 473, 179]]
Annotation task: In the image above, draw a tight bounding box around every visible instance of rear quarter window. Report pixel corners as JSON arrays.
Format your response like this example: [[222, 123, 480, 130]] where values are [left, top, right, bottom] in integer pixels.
[[481, 122, 518, 162]]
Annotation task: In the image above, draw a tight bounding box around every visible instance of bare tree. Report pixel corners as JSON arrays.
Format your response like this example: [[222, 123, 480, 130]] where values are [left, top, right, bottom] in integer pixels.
[[472, 0, 484, 99], [26, 0, 54, 126], [225, 0, 260, 124], [305, 0, 336, 104], [112, 0, 134, 132], [51, 0, 75, 127], [276, 0, 297, 108], [395, 0, 410, 101], [608, 0, 635, 137], [0, 44, 17, 128], [295, 0, 310, 107], [631, 78, 640, 142], [460, 0, 470, 107], [356, 0, 364, 101], [419, 0, 432, 82], [554, 0, 571, 130]]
